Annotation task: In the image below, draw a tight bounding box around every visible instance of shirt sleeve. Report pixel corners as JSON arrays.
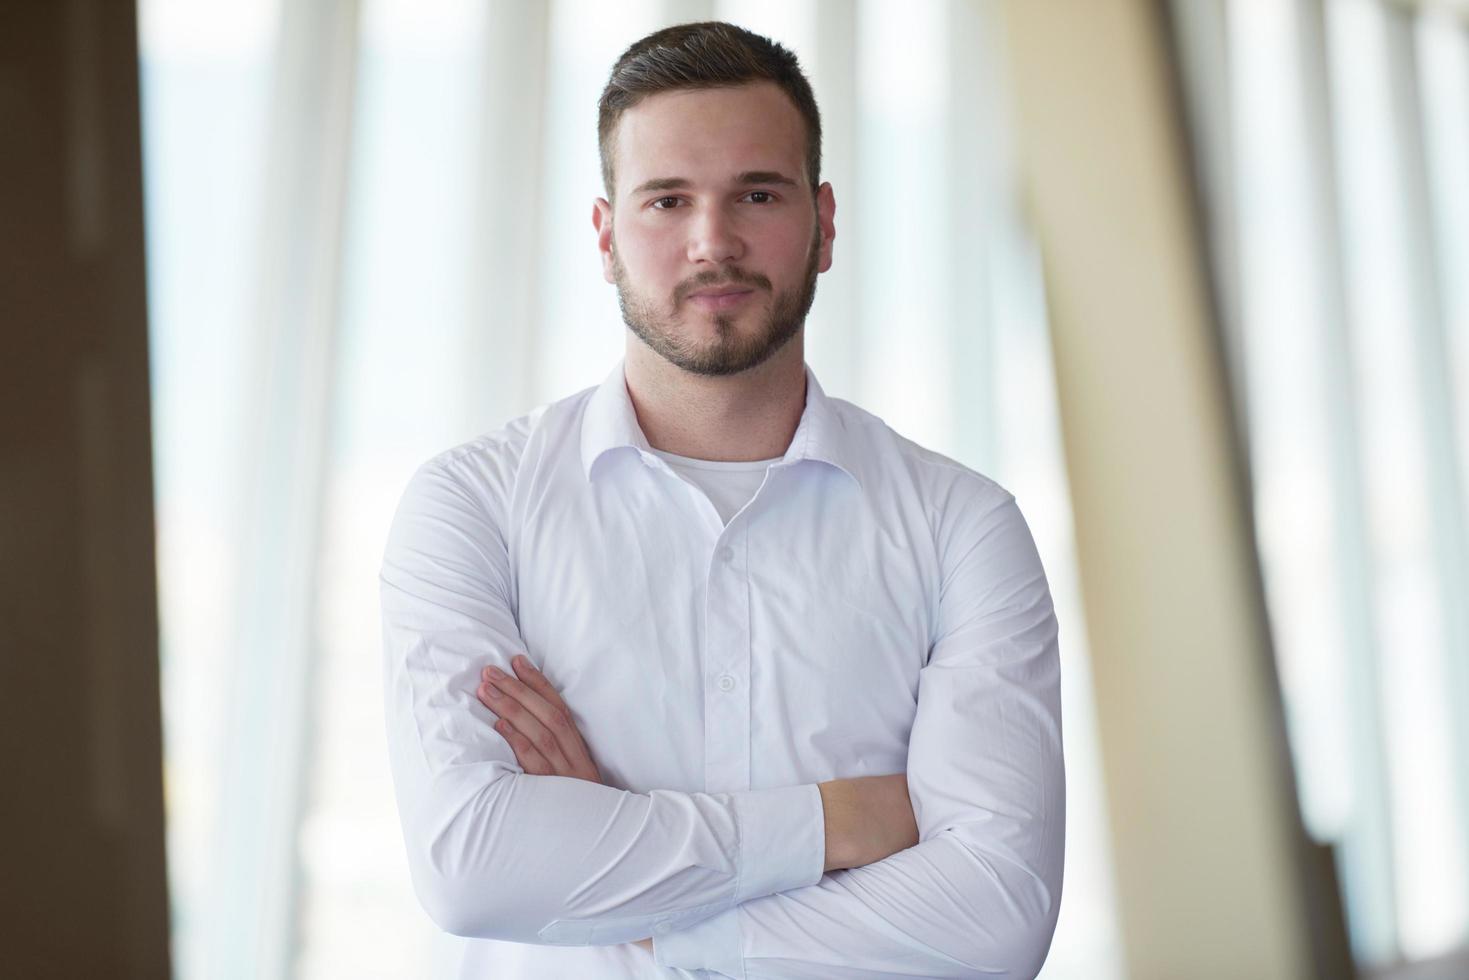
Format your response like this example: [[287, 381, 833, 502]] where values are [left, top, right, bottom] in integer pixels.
[[653, 487, 1065, 979], [380, 458, 827, 944]]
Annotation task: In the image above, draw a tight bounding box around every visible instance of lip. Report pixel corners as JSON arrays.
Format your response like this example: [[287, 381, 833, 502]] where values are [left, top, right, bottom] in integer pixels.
[[687, 288, 755, 311]]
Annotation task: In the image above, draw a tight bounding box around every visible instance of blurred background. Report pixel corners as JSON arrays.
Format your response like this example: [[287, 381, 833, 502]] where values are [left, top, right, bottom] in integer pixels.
[[2, 0, 1467, 978]]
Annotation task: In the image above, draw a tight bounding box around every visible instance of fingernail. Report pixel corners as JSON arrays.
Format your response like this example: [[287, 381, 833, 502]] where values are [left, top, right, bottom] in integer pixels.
[[485, 683, 503, 700], [515, 655, 536, 672], [488, 666, 507, 681]]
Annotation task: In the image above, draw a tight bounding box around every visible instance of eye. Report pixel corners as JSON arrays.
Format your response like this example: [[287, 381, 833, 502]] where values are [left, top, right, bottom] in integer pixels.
[[745, 191, 775, 204], [650, 196, 683, 210]]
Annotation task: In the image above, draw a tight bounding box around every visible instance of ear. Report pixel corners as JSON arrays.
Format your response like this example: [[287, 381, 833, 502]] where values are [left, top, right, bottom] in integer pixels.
[[593, 197, 616, 284], [815, 182, 836, 274]]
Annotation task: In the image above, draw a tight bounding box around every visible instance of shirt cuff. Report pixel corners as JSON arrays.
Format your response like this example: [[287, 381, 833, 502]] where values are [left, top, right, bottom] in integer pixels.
[[656, 783, 823, 978], [732, 782, 826, 903], [653, 906, 743, 978]]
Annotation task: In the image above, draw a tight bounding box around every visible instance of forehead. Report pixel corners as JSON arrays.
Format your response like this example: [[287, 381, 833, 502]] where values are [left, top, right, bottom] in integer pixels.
[[613, 81, 807, 189]]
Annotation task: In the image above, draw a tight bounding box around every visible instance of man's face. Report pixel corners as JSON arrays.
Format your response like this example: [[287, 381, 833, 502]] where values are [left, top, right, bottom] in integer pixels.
[[593, 81, 836, 377]]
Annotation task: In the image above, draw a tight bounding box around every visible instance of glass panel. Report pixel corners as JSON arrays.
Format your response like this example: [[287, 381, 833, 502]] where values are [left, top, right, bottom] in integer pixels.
[[1201, 0, 1469, 967], [138, 1, 280, 976], [537, 0, 665, 398], [852, 0, 955, 447], [294, 2, 490, 976], [1325, 0, 1469, 959], [1180, 0, 1469, 967], [1228, 0, 1356, 853]]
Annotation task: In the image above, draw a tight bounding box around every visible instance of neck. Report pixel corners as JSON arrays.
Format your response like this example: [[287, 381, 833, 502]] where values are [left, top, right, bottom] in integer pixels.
[[622, 334, 807, 462]]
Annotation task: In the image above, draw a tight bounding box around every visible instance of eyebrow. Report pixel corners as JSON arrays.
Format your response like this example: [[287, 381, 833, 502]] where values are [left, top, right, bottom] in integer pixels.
[[631, 171, 799, 196]]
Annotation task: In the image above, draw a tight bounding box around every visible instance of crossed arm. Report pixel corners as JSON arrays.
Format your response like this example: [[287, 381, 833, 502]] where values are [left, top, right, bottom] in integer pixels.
[[381, 461, 1064, 978], [474, 655, 922, 954]]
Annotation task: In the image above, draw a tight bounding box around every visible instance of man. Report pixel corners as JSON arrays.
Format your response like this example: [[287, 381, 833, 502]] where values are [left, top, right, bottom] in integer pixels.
[[380, 21, 1064, 979]]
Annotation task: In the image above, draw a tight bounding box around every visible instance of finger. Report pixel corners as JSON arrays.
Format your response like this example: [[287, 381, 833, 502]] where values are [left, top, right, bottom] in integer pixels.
[[484, 662, 582, 772], [493, 718, 553, 775], [508, 656, 601, 775], [483, 684, 602, 785], [509, 654, 576, 720], [478, 678, 575, 775]]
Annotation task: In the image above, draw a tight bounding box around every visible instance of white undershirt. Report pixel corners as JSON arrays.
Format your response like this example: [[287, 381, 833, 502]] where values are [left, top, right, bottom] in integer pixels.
[[647, 447, 782, 526]]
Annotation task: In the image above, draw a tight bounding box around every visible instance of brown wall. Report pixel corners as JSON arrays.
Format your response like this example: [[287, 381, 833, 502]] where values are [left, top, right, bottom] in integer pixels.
[[0, 1, 171, 975]]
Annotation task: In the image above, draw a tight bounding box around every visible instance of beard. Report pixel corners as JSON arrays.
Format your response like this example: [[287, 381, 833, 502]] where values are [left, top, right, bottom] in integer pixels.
[[612, 222, 821, 377]]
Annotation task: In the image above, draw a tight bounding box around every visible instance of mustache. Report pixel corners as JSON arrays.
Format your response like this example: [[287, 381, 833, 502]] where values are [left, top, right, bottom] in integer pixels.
[[675, 269, 772, 303]]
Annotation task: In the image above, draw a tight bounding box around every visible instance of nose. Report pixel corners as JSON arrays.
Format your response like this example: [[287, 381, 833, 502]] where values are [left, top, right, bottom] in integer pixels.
[[686, 205, 744, 265]]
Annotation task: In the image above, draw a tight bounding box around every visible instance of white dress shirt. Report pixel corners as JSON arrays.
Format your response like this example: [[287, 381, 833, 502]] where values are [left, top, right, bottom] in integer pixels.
[[379, 358, 1065, 979]]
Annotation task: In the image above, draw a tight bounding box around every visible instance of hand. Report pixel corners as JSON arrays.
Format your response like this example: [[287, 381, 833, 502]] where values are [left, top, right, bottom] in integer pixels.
[[476, 654, 603, 784], [476, 658, 651, 956]]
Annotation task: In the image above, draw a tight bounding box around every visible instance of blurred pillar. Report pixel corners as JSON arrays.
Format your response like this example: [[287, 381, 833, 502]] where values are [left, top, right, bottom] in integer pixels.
[[998, 0, 1346, 977], [0, 0, 171, 977]]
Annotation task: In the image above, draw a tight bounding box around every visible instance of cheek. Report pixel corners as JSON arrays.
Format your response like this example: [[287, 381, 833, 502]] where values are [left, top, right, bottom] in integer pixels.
[[763, 211, 816, 253], [767, 226, 817, 278], [616, 226, 680, 283]]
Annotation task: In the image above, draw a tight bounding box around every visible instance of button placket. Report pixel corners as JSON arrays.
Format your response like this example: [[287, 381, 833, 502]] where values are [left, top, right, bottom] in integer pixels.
[[703, 527, 751, 793]]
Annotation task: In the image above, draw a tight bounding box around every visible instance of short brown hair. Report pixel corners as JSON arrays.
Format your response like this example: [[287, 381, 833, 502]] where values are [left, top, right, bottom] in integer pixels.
[[597, 21, 822, 201]]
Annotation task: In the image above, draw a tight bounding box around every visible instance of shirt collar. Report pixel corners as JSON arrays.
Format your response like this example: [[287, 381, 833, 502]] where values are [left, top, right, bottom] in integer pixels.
[[580, 358, 864, 493]]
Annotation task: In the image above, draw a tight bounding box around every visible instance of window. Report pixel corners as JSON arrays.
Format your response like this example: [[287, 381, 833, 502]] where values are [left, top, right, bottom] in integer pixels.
[[1171, 0, 1469, 969]]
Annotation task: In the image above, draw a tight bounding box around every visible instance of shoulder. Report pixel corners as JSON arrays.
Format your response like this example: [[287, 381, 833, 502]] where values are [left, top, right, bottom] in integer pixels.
[[385, 383, 598, 557], [821, 397, 1036, 593], [382, 384, 597, 578], [407, 383, 597, 502], [827, 394, 1015, 518]]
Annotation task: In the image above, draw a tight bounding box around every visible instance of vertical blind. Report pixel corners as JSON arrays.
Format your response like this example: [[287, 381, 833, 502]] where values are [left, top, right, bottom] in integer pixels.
[[1171, 0, 1469, 970]]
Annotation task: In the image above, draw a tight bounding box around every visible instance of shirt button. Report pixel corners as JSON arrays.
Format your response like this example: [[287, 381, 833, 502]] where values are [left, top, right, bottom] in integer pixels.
[[718, 545, 734, 563], [717, 674, 736, 692]]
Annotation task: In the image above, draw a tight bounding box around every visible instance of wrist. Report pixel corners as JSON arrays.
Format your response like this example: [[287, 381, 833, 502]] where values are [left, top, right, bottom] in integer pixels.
[[817, 778, 855, 872]]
